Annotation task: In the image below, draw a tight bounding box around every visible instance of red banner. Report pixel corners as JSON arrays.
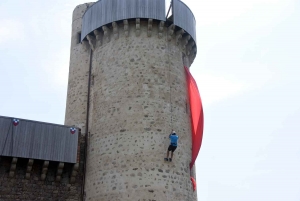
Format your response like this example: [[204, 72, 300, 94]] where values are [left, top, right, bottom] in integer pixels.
[[184, 66, 204, 169], [190, 177, 197, 191]]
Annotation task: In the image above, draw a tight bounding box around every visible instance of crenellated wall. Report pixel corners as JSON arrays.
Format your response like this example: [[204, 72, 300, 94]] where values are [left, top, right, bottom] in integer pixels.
[[0, 134, 86, 201], [85, 19, 197, 66]]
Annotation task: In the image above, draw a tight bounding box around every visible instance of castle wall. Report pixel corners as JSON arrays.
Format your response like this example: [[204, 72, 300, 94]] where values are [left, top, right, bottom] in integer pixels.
[[0, 135, 86, 201], [83, 20, 197, 201]]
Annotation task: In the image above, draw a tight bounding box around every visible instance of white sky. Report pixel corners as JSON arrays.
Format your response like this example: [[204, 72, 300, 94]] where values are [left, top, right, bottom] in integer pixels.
[[0, 0, 299, 200]]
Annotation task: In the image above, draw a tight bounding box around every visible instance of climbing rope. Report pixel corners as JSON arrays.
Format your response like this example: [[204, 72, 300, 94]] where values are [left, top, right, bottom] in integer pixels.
[[166, 26, 173, 132]]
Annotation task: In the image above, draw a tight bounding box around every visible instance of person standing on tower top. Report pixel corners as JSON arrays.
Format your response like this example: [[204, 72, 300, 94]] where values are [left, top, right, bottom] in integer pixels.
[[165, 131, 179, 162]]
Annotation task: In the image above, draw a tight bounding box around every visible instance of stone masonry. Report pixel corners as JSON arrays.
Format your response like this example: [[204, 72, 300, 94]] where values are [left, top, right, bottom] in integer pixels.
[[65, 2, 198, 201], [0, 134, 86, 201], [65, 3, 95, 134]]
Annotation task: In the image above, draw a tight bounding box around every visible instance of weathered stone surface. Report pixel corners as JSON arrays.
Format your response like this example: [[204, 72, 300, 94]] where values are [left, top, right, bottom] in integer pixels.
[[65, 3, 94, 134], [64, 3, 198, 201], [0, 134, 86, 201]]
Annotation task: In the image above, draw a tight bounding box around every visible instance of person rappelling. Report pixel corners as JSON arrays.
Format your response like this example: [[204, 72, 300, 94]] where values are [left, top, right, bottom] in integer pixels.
[[164, 131, 179, 162]]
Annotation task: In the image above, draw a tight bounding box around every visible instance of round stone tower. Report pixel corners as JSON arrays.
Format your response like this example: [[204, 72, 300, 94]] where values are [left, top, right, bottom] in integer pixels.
[[65, 0, 198, 200]]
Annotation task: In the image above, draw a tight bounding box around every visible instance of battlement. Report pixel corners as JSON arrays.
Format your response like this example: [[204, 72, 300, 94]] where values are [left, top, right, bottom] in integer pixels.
[[79, 0, 197, 64], [82, 19, 197, 64]]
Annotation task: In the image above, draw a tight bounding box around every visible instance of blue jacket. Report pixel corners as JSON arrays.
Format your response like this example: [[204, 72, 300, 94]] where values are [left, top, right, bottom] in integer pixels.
[[169, 134, 179, 146]]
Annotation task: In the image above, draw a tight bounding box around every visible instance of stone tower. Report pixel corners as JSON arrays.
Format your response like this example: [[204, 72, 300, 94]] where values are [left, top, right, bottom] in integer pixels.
[[65, 0, 198, 200]]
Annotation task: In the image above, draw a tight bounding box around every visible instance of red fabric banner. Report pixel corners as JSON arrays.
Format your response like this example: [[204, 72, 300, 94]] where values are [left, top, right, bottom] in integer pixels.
[[190, 177, 197, 191], [184, 66, 204, 169]]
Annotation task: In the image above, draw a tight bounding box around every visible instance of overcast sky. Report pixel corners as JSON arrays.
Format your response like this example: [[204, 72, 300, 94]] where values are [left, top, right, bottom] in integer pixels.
[[0, 0, 299, 200]]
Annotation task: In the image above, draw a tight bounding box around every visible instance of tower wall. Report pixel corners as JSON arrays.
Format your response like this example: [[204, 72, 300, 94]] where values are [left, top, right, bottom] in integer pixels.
[[65, 2, 198, 201], [65, 3, 94, 133], [86, 20, 196, 201]]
